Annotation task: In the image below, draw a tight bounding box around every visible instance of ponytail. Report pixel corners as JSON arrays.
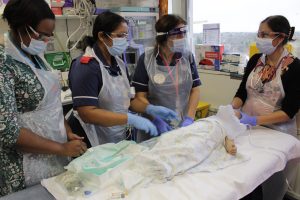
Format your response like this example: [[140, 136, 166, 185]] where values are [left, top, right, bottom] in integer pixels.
[[81, 36, 96, 51]]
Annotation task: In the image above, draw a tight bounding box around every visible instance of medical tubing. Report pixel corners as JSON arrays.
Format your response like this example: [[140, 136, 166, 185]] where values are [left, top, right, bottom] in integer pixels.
[[178, 119, 224, 174], [247, 126, 289, 163], [66, 0, 94, 51]]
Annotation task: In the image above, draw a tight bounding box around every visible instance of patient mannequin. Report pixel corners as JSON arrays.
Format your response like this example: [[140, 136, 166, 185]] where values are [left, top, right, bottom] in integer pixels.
[[54, 105, 247, 197]]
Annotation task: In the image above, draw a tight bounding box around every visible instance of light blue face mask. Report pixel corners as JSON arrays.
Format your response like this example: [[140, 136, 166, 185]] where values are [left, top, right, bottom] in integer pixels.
[[104, 34, 128, 56], [170, 37, 188, 53], [18, 26, 48, 55]]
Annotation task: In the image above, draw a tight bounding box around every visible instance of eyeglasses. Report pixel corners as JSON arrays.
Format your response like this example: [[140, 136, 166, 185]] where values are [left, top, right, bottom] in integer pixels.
[[109, 32, 129, 38], [257, 31, 283, 38], [28, 26, 54, 42]]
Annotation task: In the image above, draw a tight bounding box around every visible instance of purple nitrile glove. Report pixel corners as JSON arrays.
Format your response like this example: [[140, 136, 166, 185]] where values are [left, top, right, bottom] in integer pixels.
[[239, 112, 257, 126], [152, 117, 172, 135], [180, 116, 194, 127]]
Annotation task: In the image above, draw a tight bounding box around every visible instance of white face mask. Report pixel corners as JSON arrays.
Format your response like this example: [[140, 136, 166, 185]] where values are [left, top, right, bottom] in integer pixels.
[[170, 37, 188, 53], [256, 36, 280, 55], [19, 27, 48, 55]]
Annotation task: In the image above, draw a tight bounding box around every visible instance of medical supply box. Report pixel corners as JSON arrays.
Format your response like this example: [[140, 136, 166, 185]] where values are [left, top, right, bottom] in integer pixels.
[[220, 53, 240, 73], [195, 44, 224, 71]]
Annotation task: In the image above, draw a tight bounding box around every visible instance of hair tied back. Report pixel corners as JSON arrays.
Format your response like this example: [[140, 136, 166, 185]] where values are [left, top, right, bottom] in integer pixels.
[[288, 26, 295, 41]]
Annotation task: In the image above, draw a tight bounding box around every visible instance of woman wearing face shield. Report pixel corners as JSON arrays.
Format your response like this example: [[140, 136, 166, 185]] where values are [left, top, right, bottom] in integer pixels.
[[132, 14, 201, 137], [231, 15, 300, 200], [0, 0, 87, 196], [68, 11, 177, 147]]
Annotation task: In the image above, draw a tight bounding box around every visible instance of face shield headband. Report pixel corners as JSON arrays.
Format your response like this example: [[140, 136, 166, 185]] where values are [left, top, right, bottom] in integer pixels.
[[156, 26, 188, 36]]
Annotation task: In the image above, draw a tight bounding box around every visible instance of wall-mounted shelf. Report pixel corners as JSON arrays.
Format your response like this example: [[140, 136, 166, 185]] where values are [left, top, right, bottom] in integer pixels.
[[198, 68, 243, 80], [55, 15, 96, 20]]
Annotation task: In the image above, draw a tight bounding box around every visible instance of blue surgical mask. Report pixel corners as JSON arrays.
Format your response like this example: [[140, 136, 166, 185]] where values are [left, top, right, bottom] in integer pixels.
[[256, 36, 280, 55], [170, 38, 188, 53], [18, 27, 47, 55], [104, 34, 128, 56]]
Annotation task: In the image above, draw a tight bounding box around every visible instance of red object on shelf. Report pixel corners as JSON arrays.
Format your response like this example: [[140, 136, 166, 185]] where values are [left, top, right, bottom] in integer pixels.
[[51, 7, 63, 15]]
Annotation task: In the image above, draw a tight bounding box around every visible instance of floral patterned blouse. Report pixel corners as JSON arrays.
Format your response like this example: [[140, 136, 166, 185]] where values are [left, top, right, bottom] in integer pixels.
[[0, 44, 45, 196]]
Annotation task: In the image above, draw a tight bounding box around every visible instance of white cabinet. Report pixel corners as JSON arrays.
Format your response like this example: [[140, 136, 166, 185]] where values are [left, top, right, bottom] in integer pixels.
[[198, 69, 241, 110]]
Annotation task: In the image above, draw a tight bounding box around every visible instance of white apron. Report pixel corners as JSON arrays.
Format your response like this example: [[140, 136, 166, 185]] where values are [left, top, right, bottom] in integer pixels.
[[136, 48, 193, 142], [242, 50, 297, 136], [242, 50, 297, 200], [4, 33, 69, 186], [145, 48, 193, 118], [74, 47, 131, 146]]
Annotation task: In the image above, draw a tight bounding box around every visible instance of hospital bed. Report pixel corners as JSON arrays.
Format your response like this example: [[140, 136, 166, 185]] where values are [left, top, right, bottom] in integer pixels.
[[1, 126, 300, 200]]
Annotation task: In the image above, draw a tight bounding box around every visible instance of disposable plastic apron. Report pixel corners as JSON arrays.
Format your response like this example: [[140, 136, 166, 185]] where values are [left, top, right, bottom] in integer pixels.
[[145, 48, 193, 118], [242, 51, 297, 137], [4, 33, 69, 186], [242, 51, 298, 200], [74, 47, 131, 146]]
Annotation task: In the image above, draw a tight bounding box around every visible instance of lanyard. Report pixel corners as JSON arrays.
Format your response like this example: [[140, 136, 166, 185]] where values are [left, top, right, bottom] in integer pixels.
[[159, 54, 179, 96]]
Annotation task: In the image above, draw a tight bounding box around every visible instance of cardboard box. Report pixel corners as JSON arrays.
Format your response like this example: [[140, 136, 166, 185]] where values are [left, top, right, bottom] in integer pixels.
[[195, 44, 224, 71]]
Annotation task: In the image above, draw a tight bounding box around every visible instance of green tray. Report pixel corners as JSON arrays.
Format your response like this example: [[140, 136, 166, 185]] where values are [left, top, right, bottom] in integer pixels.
[[44, 52, 71, 71]]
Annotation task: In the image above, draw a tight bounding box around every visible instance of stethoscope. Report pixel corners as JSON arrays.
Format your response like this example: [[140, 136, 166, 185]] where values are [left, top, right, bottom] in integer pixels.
[[250, 55, 286, 93]]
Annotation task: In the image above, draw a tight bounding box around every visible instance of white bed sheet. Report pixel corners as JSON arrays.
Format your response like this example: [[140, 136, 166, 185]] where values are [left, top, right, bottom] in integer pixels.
[[42, 126, 300, 200]]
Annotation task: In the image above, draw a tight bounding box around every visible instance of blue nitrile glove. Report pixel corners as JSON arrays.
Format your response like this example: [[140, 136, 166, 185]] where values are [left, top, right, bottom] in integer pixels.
[[180, 116, 194, 127], [152, 117, 172, 135], [145, 104, 179, 121], [239, 112, 257, 126], [127, 113, 158, 136]]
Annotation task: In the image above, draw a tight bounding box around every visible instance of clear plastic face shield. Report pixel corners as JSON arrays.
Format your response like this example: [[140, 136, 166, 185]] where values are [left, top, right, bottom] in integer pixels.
[[157, 25, 191, 55]]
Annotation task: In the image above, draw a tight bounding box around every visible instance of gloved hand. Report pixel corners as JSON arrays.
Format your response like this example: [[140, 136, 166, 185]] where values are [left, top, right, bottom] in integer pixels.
[[180, 116, 194, 127], [127, 113, 158, 136], [239, 112, 257, 126], [152, 117, 172, 135], [145, 104, 179, 121]]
